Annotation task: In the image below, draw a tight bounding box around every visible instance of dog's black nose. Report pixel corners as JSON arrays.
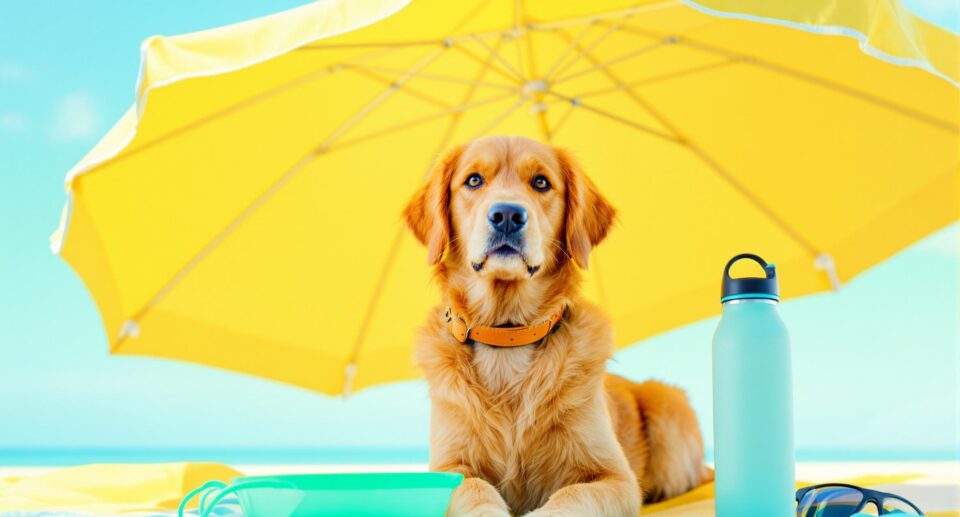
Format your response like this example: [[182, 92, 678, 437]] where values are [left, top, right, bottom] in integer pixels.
[[488, 203, 527, 234]]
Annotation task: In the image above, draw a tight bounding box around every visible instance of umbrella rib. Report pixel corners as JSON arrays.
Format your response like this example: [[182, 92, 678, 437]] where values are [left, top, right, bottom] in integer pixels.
[[552, 27, 684, 141], [685, 143, 820, 254], [555, 40, 822, 255], [470, 34, 526, 83], [453, 43, 525, 85], [550, 28, 689, 141], [571, 57, 742, 99], [345, 63, 519, 92], [552, 38, 675, 85], [350, 67, 452, 109], [342, 33, 511, 395], [548, 101, 577, 139], [612, 23, 959, 133], [347, 67, 453, 109], [540, 19, 598, 81], [746, 57, 959, 133], [437, 0, 517, 86], [329, 92, 518, 151], [460, 34, 513, 107], [475, 98, 528, 138], [544, 90, 681, 143], [338, 36, 518, 147], [317, 47, 448, 152], [548, 10, 638, 82]]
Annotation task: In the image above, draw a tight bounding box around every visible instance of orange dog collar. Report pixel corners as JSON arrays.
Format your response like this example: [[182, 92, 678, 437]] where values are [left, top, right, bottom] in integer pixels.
[[444, 306, 565, 347]]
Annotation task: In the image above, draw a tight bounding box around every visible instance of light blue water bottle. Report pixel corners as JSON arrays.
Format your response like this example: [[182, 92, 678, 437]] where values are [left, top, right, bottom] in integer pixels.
[[713, 253, 794, 517]]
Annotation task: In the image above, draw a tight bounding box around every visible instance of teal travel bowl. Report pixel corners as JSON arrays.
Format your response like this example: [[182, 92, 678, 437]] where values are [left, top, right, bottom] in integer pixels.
[[179, 472, 464, 517]]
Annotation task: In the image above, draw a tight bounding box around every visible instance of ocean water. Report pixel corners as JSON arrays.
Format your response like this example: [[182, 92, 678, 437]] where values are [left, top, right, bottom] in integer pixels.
[[0, 447, 955, 466], [0, 447, 431, 466]]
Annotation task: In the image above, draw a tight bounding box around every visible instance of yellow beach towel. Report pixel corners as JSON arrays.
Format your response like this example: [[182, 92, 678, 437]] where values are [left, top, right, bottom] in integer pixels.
[[0, 463, 241, 513]]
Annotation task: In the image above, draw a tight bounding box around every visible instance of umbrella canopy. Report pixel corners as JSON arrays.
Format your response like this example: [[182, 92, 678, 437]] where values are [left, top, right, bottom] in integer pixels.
[[53, 0, 959, 395]]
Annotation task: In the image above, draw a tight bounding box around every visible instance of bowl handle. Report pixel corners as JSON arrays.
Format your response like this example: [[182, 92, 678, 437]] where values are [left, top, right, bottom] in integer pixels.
[[178, 480, 227, 517], [178, 479, 295, 517]]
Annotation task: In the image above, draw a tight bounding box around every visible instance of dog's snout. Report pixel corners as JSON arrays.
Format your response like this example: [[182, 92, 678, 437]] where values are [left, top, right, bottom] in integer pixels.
[[488, 203, 527, 235]]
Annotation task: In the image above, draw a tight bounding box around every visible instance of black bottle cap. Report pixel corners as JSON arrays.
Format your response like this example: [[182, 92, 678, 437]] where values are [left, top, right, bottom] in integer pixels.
[[721, 253, 780, 302]]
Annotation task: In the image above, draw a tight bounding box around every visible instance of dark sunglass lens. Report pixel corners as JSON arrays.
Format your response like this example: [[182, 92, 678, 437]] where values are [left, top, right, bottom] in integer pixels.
[[797, 486, 864, 517], [882, 497, 921, 515]]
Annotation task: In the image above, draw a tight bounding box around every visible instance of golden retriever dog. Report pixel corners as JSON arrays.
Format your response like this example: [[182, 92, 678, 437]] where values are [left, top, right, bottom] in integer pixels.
[[404, 136, 710, 516]]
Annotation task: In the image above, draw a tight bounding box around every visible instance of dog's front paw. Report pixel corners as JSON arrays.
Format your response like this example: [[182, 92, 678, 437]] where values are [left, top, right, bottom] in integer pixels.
[[446, 477, 512, 517]]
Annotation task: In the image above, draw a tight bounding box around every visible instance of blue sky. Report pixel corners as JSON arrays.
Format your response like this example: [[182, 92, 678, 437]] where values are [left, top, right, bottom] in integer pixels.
[[0, 1, 957, 463]]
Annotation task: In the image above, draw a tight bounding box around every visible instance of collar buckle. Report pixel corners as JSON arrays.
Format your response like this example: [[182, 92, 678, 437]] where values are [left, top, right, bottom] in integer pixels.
[[445, 306, 472, 343]]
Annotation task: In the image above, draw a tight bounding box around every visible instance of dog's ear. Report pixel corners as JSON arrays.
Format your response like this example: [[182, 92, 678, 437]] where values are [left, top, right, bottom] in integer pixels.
[[556, 148, 616, 269], [404, 145, 463, 265]]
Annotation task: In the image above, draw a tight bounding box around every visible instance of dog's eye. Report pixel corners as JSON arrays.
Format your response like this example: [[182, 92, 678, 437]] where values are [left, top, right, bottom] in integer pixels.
[[465, 173, 484, 189], [531, 175, 551, 192]]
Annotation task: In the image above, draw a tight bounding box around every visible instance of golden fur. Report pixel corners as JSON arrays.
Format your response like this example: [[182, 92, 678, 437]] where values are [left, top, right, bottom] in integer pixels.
[[404, 136, 710, 516]]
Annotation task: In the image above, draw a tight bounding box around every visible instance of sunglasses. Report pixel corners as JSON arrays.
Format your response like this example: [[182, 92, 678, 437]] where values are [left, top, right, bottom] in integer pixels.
[[796, 483, 924, 516]]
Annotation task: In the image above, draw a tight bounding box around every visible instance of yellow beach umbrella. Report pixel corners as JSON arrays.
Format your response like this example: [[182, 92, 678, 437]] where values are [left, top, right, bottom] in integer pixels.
[[53, 0, 959, 395]]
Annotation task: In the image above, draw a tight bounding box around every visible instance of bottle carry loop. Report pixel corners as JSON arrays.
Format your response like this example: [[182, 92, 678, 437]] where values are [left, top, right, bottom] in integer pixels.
[[722, 253, 771, 280]]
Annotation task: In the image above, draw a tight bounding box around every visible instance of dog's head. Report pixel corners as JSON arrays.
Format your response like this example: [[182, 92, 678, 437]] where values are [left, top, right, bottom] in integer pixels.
[[404, 136, 615, 281]]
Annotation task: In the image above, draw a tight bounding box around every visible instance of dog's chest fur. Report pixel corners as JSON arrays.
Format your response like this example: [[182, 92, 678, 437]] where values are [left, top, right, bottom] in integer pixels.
[[416, 303, 618, 513], [472, 344, 534, 394]]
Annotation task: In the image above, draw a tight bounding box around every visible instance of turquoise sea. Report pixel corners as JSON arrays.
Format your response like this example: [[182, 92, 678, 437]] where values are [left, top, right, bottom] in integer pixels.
[[0, 448, 430, 466]]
